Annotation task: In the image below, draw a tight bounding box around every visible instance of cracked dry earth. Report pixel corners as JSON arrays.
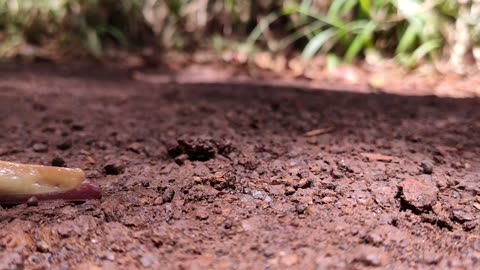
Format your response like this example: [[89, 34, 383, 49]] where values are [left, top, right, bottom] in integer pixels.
[[0, 64, 479, 270]]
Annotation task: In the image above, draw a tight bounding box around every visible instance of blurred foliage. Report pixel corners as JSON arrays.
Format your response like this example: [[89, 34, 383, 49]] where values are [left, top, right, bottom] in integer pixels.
[[0, 0, 149, 58], [0, 0, 479, 68]]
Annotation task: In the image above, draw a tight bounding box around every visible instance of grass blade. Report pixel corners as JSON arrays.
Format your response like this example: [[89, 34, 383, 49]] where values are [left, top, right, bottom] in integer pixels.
[[396, 24, 418, 54], [279, 20, 325, 50], [301, 28, 338, 63], [359, 0, 370, 14], [299, 0, 312, 23], [327, 0, 348, 21], [345, 21, 376, 61], [246, 12, 279, 46], [411, 39, 440, 61]]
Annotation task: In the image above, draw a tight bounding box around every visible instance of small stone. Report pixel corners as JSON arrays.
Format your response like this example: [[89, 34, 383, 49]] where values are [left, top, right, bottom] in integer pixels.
[[280, 254, 299, 267], [32, 143, 48, 153], [51, 157, 66, 167], [267, 185, 286, 196], [174, 154, 188, 165], [104, 160, 125, 175], [353, 245, 388, 266], [27, 197, 38, 207], [285, 186, 296, 196], [295, 178, 311, 189], [432, 203, 443, 214], [296, 204, 305, 214], [421, 160, 433, 174], [331, 169, 343, 179], [452, 209, 475, 224], [35, 240, 50, 253], [321, 196, 335, 204], [463, 221, 477, 231], [195, 207, 209, 220], [162, 188, 175, 203], [360, 152, 393, 162], [365, 232, 383, 245], [224, 220, 233, 229], [139, 255, 154, 267], [153, 197, 163, 205], [102, 252, 115, 261], [127, 142, 143, 154], [263, 247, 275, 258], [473, 202, 480, 211], [398, 178, 438, 213]]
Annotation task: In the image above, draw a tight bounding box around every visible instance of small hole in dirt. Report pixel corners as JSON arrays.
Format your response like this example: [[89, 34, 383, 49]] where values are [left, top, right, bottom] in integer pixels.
[[391, 218, 398, 227], [422, 217, 453, 231], [1, 203, 19, 209]]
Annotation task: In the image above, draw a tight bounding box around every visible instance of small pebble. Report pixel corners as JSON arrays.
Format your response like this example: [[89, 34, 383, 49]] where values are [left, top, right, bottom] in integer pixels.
[[162, 188, 175, 203], [285, 186, 296, 196], [174, 154, 188, 165], [27, 196, 39, 207], [224, 220, 233, 229], [127, 142, 143, 154], [102, 252, 115, 261], [463, 221, 477, 231], [331, 169, 343, 179], [32, 143, 48, 153], [398, 178, 438, 213], [263, 247, 275, 258], [295, 178, 311, 189], [195, 208, 210, 220], [365, 231, 383, 245], [296, 204, 305, 214], [421, 160, 433, 174], [280, 254, 299, 267], [139, 255, 154, 267], [153, 197, 163, 205], [321, 196, 335, 204], [35, 240, 50, 253], [452, 209, 475, 223]]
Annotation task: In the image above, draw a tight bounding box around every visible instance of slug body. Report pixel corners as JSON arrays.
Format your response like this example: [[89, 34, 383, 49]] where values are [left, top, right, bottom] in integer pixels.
[[0, 160, 101, 204]]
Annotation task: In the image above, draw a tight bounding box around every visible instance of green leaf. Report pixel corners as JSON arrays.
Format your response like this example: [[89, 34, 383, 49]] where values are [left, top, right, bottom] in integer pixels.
[[301, 28, 338, 63], [359, 0, 370, 13], [411, 39, 440, 61], [397, 39, 440, 67], [246, 13, 279, 46], [341, 0, 359, 15], [299, 0, 312, 23], [279, 20, 325, 50], [344, 21, 376, 61], [327, 0, 348, 20], [396, 24, 417, 54]]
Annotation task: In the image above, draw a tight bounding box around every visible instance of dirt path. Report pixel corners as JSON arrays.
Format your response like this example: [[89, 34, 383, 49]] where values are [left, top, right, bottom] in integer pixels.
[[0, 64, 479, 269]]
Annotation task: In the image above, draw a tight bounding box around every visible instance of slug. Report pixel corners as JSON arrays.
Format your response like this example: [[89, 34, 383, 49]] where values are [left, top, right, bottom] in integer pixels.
[[0, 160, 101, 204]]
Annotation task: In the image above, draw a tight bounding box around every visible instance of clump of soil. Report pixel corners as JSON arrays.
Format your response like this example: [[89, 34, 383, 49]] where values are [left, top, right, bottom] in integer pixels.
[[0, 64, 479, 269]]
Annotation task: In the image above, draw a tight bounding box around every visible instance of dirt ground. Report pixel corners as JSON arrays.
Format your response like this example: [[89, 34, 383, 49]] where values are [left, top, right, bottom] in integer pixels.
[[0, 63, 479, 270]]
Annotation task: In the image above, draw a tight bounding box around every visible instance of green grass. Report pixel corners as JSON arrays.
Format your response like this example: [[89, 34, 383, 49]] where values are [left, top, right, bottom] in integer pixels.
[[0, 0, 477, 68]]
